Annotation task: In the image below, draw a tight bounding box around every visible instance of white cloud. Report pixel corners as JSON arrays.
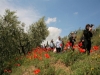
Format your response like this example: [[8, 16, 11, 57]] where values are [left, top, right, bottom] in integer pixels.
[[0, 0, 41, 32], [45, 17, 57, 24], [42, 27, 61, 45], [74, 12, 78, 15]]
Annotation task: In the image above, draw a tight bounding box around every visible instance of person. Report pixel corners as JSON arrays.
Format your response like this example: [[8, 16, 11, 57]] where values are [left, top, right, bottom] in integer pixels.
[[69, 32, 76, 51], [83, 24, 93, 55], [79, 34, 85, 49], [61, 40, 64, 52], [43, 44, 46, 48], [56, 36, 62, 53], [50, 39, 55, 49]]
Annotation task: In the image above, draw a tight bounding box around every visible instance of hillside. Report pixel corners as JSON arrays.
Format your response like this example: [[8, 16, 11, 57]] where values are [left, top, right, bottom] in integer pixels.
[[2, 45, 100, 75]]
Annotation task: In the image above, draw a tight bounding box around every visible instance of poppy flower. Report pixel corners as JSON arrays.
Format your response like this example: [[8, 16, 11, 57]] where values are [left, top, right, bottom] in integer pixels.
[[4, 69, 12, 73], [78, 42, 82, 47], [93, 46, 99, 50], [34, 54, 38, 58], [79, 48, 85, 53], [7, 70, 12, 73], [73, 45, 79, 49], [4, 69, 8, 73], [33, 69, 40, 74], [66, 42, 71, 49], [69, 42, 72, 46], [15, 63, 21, 67], [90, 49, 93, 53], [44, 53, 50, 58]]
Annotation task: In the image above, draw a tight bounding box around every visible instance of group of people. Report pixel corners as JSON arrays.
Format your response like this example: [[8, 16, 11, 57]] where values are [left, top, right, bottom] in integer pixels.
[[42, 24, 93, 55]]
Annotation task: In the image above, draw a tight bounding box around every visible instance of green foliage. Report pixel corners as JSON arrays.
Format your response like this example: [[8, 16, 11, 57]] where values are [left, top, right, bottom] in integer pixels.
[[71, 52, 100, 75], [28, 17, 49, 48], [92, 25, 100, 46], [0, 9, 49, 75]]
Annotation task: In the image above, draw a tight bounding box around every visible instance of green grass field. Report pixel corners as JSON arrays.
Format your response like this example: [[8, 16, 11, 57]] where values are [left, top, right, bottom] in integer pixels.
[[3, 47, 100, 75]]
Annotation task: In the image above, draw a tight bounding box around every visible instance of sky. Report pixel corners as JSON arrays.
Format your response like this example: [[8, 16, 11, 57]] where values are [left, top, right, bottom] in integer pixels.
[[0, 0, 100, 44]]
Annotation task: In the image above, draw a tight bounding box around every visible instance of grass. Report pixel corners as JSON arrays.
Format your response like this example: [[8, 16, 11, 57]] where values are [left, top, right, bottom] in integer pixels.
[[3, 47, 100, 75]]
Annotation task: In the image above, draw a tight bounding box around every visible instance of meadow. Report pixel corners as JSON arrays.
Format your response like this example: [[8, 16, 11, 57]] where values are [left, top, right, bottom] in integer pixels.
[[3, 45, 100, 75]]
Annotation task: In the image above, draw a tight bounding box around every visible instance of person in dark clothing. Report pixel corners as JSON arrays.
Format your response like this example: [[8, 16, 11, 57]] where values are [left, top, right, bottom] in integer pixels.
[[69, 32, 76, 51], [61, 40, 64, 52], [83, 24, 93, 55]]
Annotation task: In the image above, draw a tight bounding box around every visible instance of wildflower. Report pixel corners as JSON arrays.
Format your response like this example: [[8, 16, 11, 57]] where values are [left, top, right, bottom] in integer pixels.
[[7, 70, 12, 73], [44, 53, 50, 58], [16, 63, 21, 66], [79, 48, 85, 53], [4, 69, 8, 73], [34, 53, 38, 59], [4, 69, 12, 73], [93, 46, 99, 50], [33, 69, 40, 74], [78, 42, 82, 47], [15, 63, 20, 67], [90, 49, 93, 53]]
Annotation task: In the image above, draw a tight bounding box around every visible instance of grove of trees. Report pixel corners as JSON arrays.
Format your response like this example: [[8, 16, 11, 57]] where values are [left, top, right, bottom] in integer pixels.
[[0, 9, 49, 75]]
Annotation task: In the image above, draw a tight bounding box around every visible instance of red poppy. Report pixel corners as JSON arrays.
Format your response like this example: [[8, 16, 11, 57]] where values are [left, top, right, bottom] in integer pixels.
[[79, 48, 85, 53], [66, 42, 71, 49], [78, 42, 82, 47], [7, 70, 12, 73], [93, 46, 99, 50], [15, 63, 21, 67], [4, 69, 8, 73], [73, 45, 79, 49], [90, 49, 93, 53], [69, 42, 72, 46], [4, 69, 12, 73], [44, 53, 50, 58], [34, 53, 38, 58], [33, 69, 40, 74]]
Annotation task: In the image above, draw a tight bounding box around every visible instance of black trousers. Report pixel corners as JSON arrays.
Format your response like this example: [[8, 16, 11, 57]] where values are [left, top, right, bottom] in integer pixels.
[[84, 39, 91, 55], [70, 42, 74, 51], [56, 48, 61, 53]]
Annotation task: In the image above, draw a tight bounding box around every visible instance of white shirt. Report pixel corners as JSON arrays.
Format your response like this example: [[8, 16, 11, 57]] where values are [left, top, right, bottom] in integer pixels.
[[56, 39, 62, 48]]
